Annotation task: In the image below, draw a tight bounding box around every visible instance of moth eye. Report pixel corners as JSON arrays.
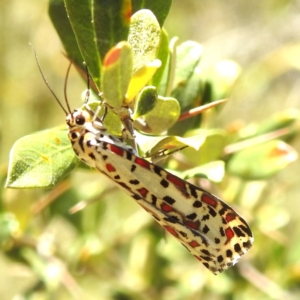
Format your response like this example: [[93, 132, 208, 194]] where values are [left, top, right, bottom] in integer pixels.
[[75, 114, 85, 125]]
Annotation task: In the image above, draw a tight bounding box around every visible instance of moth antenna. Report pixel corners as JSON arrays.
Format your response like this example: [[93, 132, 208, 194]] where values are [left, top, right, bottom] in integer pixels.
[[82, 62, 103, 122], [82, 62, 103, 99], [63, 61, 73, 114], [30, 43, 68, 116], [83, 62, 90, 104]]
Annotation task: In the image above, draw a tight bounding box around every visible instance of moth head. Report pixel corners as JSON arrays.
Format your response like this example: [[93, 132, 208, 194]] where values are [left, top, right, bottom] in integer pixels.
[[66, 109, 92, 128]]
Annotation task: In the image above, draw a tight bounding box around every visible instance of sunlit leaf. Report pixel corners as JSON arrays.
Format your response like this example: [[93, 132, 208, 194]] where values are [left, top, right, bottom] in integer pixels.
[[132, 0, 172, 27], [102, 41, 133, 108], [152, 29, 169, 88], [228, 140, 298, 180], [256, 109, 300, 136], [133, 86, 158, 119], [142, 134, 206, 158], [142, 96, 180, 134], [181, 161, 225, 183], [126, 59, 161, 102], [6, 129, 78, 188], [128, 9, 161, 71], [183, 129, 227, 165]]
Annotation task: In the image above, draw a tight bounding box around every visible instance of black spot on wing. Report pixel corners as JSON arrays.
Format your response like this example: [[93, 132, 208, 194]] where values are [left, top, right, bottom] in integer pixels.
[[160, 179, 169, 188], [233, 226, 246, 238], [189, 184, 198, 198], [126, 151, 133, 160], [226, 249, 233, 258], [217, 255, 224, 263], [153, 165, 162, 176], [151, 195, 157, 205], [202, 224, 210, 234], [129, 179, 140, 185], [89, 153, 96, 160], [186, 212, 197, 220], [208, 206, 217, 217], [193, 200, 202, 208], [163, 196, 176, 205], [234, 243, 242, 253], [215, 238, 221, 244]]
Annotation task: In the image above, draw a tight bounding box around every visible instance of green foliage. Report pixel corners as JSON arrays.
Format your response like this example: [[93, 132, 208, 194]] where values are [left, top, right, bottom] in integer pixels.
[[2, 0, 300, 299], [101, 41, 133, 108], [227, 140, 298, 180], [6, 128, 77, 188]]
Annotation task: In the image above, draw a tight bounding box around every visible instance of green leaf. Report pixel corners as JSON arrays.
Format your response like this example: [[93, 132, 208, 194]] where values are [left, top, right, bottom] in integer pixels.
[[227, 140, 298, 180], [151, 29, 169, 88], [183, 129, 227, 165], [126, 59, 161, 102], [202, 60, 241, 103], [5, 129, 78, 188], [256, 109, 300, 136], [132, 0, 172, 27], [173, 41, 203, 86], [141, 96, 180, 134], [102, 109, 123, 136], [172, 66, 202, 110], [82, 101, 123, 136], [157, 36, 178, 97], [181, 161, 225, 183], [128, 9, 161, 71], [171, 41, 203, 105], [133, 86, 157, 119], [168, 68, 203, 135], [101, 41, 133, 108], [49, 0, 84, 68], [94, 0, 131, 60], [64, 0, 101, 86], [139, 134, 205, 158]]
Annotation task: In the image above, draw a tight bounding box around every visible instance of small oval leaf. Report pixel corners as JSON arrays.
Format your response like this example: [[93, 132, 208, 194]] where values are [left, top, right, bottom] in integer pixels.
[[142, 96, 180, 134], [128, 9, 161, 71], [102, 41, 133, 108], [133, 86, 157, 119], [228, 140, 298, 180], [151, 28, 169, 88], [126, 59, 161, 102], [172, 41, 203, 92], [143, 135, 206, 158], [6, 129, 78, 188]]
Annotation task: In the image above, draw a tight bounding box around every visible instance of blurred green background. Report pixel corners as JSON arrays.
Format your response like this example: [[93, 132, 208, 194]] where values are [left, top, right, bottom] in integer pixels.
[[1, 0, 300, 299]]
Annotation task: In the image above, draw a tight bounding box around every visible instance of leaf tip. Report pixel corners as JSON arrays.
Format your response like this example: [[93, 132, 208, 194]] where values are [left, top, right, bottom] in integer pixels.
[[103, 47, 122, 67]]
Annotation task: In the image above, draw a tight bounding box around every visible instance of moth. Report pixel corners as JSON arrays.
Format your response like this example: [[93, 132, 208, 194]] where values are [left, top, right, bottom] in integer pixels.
[[33, 49, 253, 274]]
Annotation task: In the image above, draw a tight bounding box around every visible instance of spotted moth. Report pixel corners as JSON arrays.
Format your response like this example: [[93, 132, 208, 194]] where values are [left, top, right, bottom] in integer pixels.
[[66, 103, 253, 274], [32, 48, 253, 274]]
